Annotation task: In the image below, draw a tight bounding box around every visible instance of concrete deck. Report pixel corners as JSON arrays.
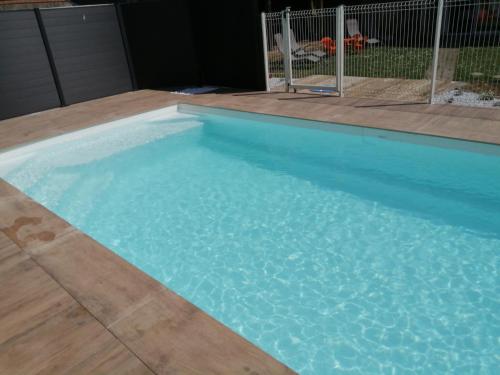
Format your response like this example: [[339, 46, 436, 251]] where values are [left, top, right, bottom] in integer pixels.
[[1, 90, 499, 375]]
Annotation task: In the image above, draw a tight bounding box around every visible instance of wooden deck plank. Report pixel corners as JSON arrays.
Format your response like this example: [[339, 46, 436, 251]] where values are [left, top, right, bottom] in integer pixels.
[[110, 289, 295, 375], [0, 180, 20, 199], [0, 256, 69, 346], [0, 236, 154, 375], [65, 342, 154, 375], [0, 232, 15, 254], [0, 301, 137, 375], [27, 230, 164, 327]]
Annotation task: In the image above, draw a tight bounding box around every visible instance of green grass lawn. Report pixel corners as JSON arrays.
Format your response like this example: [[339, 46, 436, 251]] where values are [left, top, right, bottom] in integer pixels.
[[342, 47, 432, 80], [455, 47, 500, 82], [270, 47, 434, 80]]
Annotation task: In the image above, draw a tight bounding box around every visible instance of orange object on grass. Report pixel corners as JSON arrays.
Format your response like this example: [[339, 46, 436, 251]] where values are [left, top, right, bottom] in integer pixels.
[[350, 34, 366, 51], [353, 42, 364, 51], [320, 37, 336, 55], [322, 34, 368, 54]]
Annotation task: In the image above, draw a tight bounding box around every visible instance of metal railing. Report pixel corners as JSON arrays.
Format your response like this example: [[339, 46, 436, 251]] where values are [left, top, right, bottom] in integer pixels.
[[287, 7, 338, 92], [262, 11, 286, 91], [262, 0, 500, 108], [433, 0, 500, 106], [262, 7, 341, 94], [343, 0, 437, 102]]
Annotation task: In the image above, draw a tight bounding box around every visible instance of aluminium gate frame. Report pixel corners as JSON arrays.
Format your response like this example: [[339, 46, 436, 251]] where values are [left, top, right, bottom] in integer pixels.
[[261, 7, 344, 95]]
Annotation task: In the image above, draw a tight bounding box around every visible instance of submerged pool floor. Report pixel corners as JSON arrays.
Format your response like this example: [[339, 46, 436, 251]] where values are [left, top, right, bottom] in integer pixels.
[[0, 105, 499, 374]]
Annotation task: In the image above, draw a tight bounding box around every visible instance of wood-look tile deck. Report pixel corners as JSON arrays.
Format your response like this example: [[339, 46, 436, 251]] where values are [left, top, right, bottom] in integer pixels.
[[0, 89, 499, 374]]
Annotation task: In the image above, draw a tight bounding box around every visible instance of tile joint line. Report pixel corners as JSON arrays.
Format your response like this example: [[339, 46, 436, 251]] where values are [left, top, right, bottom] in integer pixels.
[[5, 230, 159, 375]]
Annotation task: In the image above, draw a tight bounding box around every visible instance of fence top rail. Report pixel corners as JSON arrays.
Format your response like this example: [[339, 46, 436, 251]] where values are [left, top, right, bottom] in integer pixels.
[[266, 0, 500, 18], [265, 11, 281, 20], [345, 0, 437, 14], [444, 0, 500, 7], [288, 8, 336, 18], [445, 0, 500, 4], [39, 3, 113, 10]]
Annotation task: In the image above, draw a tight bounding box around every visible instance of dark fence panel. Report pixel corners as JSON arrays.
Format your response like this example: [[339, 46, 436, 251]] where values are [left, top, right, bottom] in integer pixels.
[[1, 1, 267, 121], [120, 0, 200, 89], [40, 5, 132, 105], [0, 10, 61, 120], [190, 0, 266, 90]]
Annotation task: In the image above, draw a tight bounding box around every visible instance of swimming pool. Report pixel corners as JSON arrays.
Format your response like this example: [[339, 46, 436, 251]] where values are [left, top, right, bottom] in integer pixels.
[[0, 104, 498, 374]]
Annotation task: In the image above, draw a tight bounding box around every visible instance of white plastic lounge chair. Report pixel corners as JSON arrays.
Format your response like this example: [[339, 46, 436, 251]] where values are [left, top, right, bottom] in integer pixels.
[[289, 30, 326, 58], [274, 33, 320, 62], [346, 19, 380, 44]]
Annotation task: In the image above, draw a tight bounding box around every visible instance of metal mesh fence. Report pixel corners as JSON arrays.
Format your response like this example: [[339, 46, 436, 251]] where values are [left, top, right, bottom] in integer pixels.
[[288, 8, 337, 90], [343, 0, 437, 102], [262, 0, 500, 107], [433, 0, 500, 107], [263, 12, 285, 91]]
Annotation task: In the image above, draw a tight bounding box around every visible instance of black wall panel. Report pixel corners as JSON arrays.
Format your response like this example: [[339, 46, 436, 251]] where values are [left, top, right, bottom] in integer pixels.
[[1, 1, 268, 121], [41, 5, 132, 105], [120, 0, 265, 91], [190, 0, 266, 90], [120, 1, 200, 89], [0, 10, 60, 120]]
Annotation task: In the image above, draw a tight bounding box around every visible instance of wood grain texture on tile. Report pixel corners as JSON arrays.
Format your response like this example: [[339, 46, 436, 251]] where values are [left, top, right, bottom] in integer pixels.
[[110, 289, 296, 375], [0, 235, 153, 375]]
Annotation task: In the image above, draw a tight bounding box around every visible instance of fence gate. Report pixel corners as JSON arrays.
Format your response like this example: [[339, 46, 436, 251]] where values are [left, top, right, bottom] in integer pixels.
[[262, 0, 500, 108], [262, 8, 342, 94], [262, 11, 285, 91]]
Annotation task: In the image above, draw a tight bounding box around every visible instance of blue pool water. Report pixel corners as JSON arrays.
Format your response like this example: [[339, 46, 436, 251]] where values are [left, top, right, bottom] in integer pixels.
[[0, 105, 499, 374]]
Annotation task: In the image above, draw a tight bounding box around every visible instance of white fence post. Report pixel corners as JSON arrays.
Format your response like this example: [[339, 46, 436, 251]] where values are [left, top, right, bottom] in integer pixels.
[[261, 12, 270, 92], [336, 5, 344, 97], [282, 7, 293, 92], [430, 0, 444, 104]]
